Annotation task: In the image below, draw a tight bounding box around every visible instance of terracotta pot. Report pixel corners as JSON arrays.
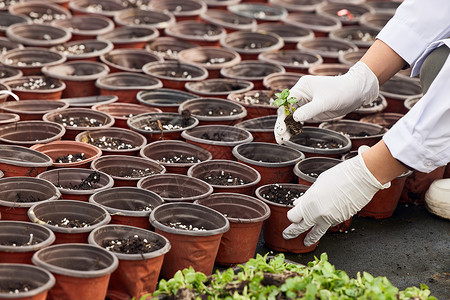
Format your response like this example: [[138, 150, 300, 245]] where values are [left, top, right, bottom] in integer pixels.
[[98, 26, 159, 49], [316, 2, 374, 26], [91, 155, 166, 187], [187, 159, 261, 195], [62, 95, 118, 108], [345, 94, 388, 120], [200, 9, 257, 33], [88, 225, 171, 299], [136, 88, 199, 113], [0, 47, 65, 76], [96, 72, 163, 104], [232, 142, 305, 187], [259, 50, 322, 74], [0, 112, 20, 125], [6, 23, 71, 47], [100, 49, 162, 73], [297, 37, 358, 64], [359, 11, 394, 31], [185, 79, 254, 99], [257, 23, 315, 50], [0, 99, 68, 121], [255, 183, 318, 253], [32, 243, 118, 300], [149, 202, 229, 278], [69, 0, 127, 18], [36, 168, 114, 201], [30, 140, 102, 169], [195, 193, 270, 265], [234, 115, 277, 143], [127, 112, 199, 142], [308, 63, 350, 76], [0, 221, 55, 264], [0, 13, 30, 37], [75, 127, 147, 156], [181, 124, 253, 160], [145, 36, 198, 61], [228, 3, 288, 23], [41, 61, 109, 98], [220, 60, 285, 90], [380, 75, 423, 114], [329, 25, 379, 49], [293, 156, 341, 185], [338, 49, 366, 66], [178, 46, 241, 78], [400, 167, 446, 206], [51, 15, 114, 41], [0, 263, 55, 300], [43, 108, 115, 140], [227, 90, 277, 120], [0, 176, 60, 221], [359, 112, 404, 129], [4, 75, 66, 100], [89, 187, 164, 229], [51, 39, 114, 62], [140, 140, 213, 175], [8, 1, 71, 24], [268, 0, 326, 13], [138, 173, 213, 203], [220, 31, 284, 61], [319, 119, 387, 150], [148, 0, 207, 22], [114, 9, 176, 36], [165, 20, 226, 47], [284, 12, 342, 37], [0, 121, 65, 147], [262, 72, 303, 92], [0, 65, 23, 83]]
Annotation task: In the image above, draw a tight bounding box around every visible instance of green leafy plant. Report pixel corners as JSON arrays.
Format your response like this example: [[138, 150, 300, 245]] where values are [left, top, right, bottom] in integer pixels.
[[272, 89, 299, 116]]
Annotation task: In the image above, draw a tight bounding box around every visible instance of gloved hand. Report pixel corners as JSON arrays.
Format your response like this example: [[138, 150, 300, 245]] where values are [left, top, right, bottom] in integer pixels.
[[274, 106, 293, 144], [282, 146, 390, 246]]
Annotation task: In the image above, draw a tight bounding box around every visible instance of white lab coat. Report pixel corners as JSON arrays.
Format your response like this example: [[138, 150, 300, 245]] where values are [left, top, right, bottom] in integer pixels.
[[376, 0, 450, 172]]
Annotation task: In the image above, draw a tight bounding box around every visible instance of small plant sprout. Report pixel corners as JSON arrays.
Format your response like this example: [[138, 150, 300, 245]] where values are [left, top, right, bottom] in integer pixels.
[[272, 88, 304, 136]]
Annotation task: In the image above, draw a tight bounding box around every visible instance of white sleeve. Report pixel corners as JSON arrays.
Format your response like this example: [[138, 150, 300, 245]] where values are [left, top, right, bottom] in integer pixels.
[[383, 53, 450, 173], [376, 0, 450, 71]]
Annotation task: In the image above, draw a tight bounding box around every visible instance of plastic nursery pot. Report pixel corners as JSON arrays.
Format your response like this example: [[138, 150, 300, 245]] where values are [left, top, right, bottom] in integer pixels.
[[227, 90, 278, 120], [359, 112, 404, 130], [142, 61, 209, 91], [269, 0, 326, 12], [3, 76, 66, 100], [284, 12, 342, 38], [308, 63, 350, 76], [28, 199, 111, 245], [61, 95, 118, 108], [127, 112, 199, 143], [293, 156, 341, 186], [366, 1, 400, 14], [138, 173, 213, 203], [380, 75, 423, 114], [203, 0, 241, 10], [96, 73, 163, 104], [338, 49, 366, 66], [88, 225, 171, 299], [8, 1, 71, 24], [181, 125, 253, 160], [136, 88, 199, 113], [100, 49, 162, 73], [0, 113, 20, 125], [51, 15, 114, 41], [297, 37, 359, 64], [69, 0, 127, 18], [262, 72, 303, 92], [400, 166, 446, 206], [0, 36, 23, 55], [345, 94, 388, 120], [232, 142, 305, 187], [284, 126, 352, 159], [256, 23, 315, 50], [316, 2, 374, 26], [148, 0, 207, 22], [114, 9, 176, 36], [404, 95, 421, 111], [220, 31, 284, 61], [92, 103, 162, 129], [30, 141, 102, 169], [36, 168, 114, 201], [0, 145, 53, 177], [359, 11, 394, 31], [258, 50, 322, 74], [149, 202, 229, 278], [165, 20, 226, 47], [319, 120, 387, 151], [200, 9, 257, 33], [0, 99, 68, 121], [75, 127, 147, 156], [41, 61, 110, 98], [32, 243, 118, 300], [97, 26, 159, 49], [0, 263, 55, 300], [43, 108, 115, 141], [195, 193, 269, 265], [0, 121, 65, 147], [51, 39, 114, 62], [0, 65, 23, 83], [187, 159, 261, 196], [220, 60, 285, 90], [89, 187, 164, 229], [0, 13, 30, 37], [140, 140, 213, 175], [178, 46, 241, 79], [235, 115, 277, 143], [329, 26, 379, 49], [227, 3, 288, 24], [0, 221, 55, 264], [255, 183, 318, 253], [0, 47, 65, 76], [145, 37, 198, 61], [0, 177, 60, 221], [91, 155, 166, 187], [6, 23, 71, 47]]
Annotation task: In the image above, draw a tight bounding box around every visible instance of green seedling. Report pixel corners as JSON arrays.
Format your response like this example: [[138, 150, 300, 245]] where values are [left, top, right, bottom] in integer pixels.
[[272, 89, 303, 136]]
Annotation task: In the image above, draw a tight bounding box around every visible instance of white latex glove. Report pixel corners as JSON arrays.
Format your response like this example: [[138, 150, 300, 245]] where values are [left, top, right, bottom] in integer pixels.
[[274, 106, 292, 144], [282, 146, 390, 247]]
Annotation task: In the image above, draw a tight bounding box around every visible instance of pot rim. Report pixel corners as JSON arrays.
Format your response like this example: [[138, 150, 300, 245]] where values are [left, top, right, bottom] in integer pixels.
[[338, 49, 366, 66], [99, 48, 163, 73], [316, 2, 375, 25], [127, 112, 200, 134], [5, 75, 67, 94], [200, 9, 257, 31], [255, 183, 311, 208], [6, 23, 72, 47], [379, 75, 423, 100], [404, 95, 421, 111], [0, 65, 23, 81], [149, 0, 207, 17], [0, 47, 66, 70], [359, 11, 394, 31], [177, 46, 241, 70], [8, 1, 72, 19], [256, 23, 315, 44], [220, 60, 286, 80], [165, 20, 227, 42], [95, 72, 163, 91], [297, 37, 359, 59], [308, 63, 350, 76], [178, 97, 247, 121], [114, 8, 176, 30], [60, 95, 118, 108], [293, 156, 342, 182], [227, 90, 277, 109], [0, 99, 69, 114], [0, 121, 66, 145], [0, 144, 53, 167], [220, 31, 284, 54], [51, 40, 114, 60], [268, 0, 325, 13], [0, 13, 31, 33], [185, 79, 254, 97], [43, 107, 115, 131], [41, 61, 110, 82], [234, 115, 277, 132], [97, 25, 159, 44], [69, 0, 127, 17], [329, 25, 379, 48], [181, 124, 253, 146], [354, 94, 388, 114], [91, 102, 163, 120], [258, 50, 323, 70], [51, 15, 115, 36], [136, 88, 199, 108], [232, 142, 305, 167], [227, 3, 288, 21], [142, 61, 209, 82], [262, 71, 303, 90], [0, 113, 20, 124], [0, 220, 56, 251], [319, 119, 388, 139], [284, 12, 342, 33]]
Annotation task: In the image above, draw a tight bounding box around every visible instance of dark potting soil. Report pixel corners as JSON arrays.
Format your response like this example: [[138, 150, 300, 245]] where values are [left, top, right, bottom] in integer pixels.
[[202, 171, 250, 186], [158, 154, 201, 164], [86, 136, 134, 150], [261, 184, 305, 206], [25, 11, 67, 23], [296, 137, 344, 149], [164, 221, 206, 232], [53, 43, 97, 56], [57, 171, 101, 190], [53, 114, 104, 128], [9, 77, 57, 90], [0, 234, 39, 246], [43, 217, 91, 228], [142, 119, 184, 131], [233, 91, 276, 105], [134, 204, 154, 211], [339, 130, 374, 138], [102, 234, 163, 254], [0, 282, 37, 294], [111, 167, 157, 178], [15, 192, 42, 203], [285, 114, 303, 136], [55, 153, 86, 164]]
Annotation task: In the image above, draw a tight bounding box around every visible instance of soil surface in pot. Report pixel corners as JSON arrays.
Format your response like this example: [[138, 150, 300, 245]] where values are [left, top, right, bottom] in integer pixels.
[[296, 137, 344, 149], [82, 135, 134, 150], [21, 9, 67, 24], [102, 235, 163, 254], [14, 192, 43, 203], [42, 217, 91, 228], [260, 184, 305, 206], [345, 30, 376, 43], [200, 132, 244, 142], [140, 114, 191, 131], [158, 154, 201, 164], [9, 77, 57, 90], [0, 282, 37, 294], [192, 107, 239, 116], [233, 91, 275, 105], [53, 43, 99, 56], [53, 115, 105, 128], [56, 171, 101, 190], [202, 171, 250, 186], [0, 235, 39, 246], [55, 153, 87, 164], [339, 130, 376, 138], [164, 221, 206, 232], [108, 167, 157, 178]]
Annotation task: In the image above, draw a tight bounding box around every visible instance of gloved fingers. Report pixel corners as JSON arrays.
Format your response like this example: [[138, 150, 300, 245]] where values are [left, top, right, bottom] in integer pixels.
[[287, 203, 305, 223], [275, 130, 291, 144], [282, 221, 312, 240], [303, 224, 329, 247], [292, 100, 326, 123], [288, 76, 313, 102], [274, 117, 287, 136]]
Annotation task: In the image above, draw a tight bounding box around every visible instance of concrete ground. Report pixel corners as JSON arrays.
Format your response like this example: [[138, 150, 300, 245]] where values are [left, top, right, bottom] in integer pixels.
[[255, 203, 450, 299]]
